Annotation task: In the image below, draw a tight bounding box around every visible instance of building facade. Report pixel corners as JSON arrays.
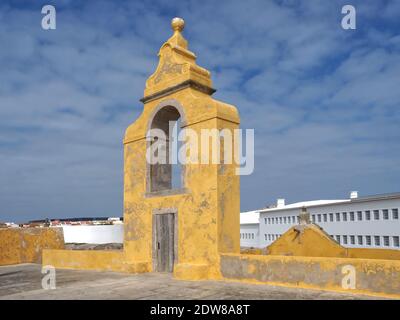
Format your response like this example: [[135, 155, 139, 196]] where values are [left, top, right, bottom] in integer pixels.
[[239, 211, 260, 248], [240, 192, 400, 250]]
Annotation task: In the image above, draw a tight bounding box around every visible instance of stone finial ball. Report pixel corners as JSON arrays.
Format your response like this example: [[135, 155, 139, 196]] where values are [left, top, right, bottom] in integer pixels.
[[171, 17, 185, 32]]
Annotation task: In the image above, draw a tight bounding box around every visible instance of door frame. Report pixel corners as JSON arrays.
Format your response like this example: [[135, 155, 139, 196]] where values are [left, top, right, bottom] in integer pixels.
[[152, 208, 178, 272]]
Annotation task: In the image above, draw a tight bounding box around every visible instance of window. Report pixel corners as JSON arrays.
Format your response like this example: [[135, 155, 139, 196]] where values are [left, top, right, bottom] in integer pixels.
[[358, 236, 363, 245], [276, 217, 278, 224], [374, 236, 380, 246], [336, 235, 341, 243], [329, 213, 334, 222], [393, 209, 399, 220], [264, 234, 267, 240], [342, 212, 347, 221], [374, 210, 379, 220], [312, 215, 316, 222], [293, 216, 296, 223], [350, 212, 355, 221], [365, 211, 371, 220], [343, 235, 348, 245], [357, 211, 362, 221], [383, 236, 390, 247], [317, 214, 321, 222], [393, 236, 399, 247], [366, 236, 371, 246], [323, 214, 327, 222], [279, 217, 282, 224], [336, 213, 340, 222], [297, 216, 300, 223], [264, 218, 267, 224], [350, 235, 355, 245], [383, 209, 389, 220], [284, 217, 287, 224], [148, 106, 182, 192]]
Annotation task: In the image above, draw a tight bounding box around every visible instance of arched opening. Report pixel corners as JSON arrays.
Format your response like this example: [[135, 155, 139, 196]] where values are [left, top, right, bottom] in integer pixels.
[[148, 105, 184, 193]]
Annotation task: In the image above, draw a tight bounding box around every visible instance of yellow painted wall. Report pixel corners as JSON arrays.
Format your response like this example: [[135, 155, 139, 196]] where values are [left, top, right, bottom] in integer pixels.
[[122, 18, 240, 280], [42, 249, 149, 273], [221, 253, 400, 299], [266, 224, 400, 260], [0, 228, 64, 266]]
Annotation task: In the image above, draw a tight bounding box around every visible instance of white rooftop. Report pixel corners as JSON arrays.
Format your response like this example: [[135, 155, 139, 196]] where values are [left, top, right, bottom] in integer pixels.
[[240, 210, 260, 224], [260, 199, 350, 213]]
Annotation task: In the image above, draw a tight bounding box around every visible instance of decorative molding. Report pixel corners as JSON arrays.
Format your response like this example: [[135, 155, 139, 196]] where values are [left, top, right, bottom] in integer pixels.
[[140, 79, 216, 104]]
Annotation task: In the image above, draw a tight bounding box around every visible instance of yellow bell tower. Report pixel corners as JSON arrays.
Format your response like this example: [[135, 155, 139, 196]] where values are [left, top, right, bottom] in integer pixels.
[[123, 17, 240, 280]]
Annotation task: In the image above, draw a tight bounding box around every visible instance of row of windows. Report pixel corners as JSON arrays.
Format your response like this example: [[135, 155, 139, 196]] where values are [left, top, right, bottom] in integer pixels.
[[313, 208, 399, 223], [264, 234, 282, 241], [264, 216, 299, 225], [264, 208, 399, 225], [331, 235, 399, 247], [240, 233, 255, 240]]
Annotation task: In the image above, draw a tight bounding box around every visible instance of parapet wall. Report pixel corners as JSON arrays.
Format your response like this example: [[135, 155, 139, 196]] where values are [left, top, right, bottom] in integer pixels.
[[0, 228, 64, 266], [267, 224, 400, 260], [42, 249, 151, 273], [220, 253, 400, 299]]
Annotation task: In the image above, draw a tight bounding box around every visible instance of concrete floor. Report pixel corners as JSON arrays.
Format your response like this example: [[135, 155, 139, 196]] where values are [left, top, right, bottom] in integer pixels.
[[0, 264, 383, 300]]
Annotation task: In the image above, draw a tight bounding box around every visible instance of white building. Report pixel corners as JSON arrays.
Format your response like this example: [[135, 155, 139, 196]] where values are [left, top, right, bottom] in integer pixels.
[[61, 224, 124, 244], [240, 211, 260, 248], [240, 192, 400, 250]]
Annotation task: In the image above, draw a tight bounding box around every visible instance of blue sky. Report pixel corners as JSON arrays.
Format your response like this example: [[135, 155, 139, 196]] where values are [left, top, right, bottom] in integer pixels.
[[0, 0, 399, 222]]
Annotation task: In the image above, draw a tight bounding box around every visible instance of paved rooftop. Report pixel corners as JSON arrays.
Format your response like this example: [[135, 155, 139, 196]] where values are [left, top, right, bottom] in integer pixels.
[[0, 264, 384, 300]]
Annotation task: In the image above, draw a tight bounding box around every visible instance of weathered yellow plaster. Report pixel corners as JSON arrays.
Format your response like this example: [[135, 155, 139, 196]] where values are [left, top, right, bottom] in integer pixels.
[[0, 228, 64, 266], [123, 17, 240, 280], [43, 18, 240, 280], [266, 224, 400, 260]]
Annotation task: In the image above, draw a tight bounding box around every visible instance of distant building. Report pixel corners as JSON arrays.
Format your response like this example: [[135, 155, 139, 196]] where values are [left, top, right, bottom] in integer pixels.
[[240, 211, 259, 248], [8, 217, 125, 243], [240, 191, 400, 250]]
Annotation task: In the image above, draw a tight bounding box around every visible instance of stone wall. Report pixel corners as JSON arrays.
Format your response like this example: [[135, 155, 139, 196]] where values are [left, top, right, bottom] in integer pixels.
[[220, 253, 400, 298], [42, 249, 149, 273], [0, 228, 64, 266]]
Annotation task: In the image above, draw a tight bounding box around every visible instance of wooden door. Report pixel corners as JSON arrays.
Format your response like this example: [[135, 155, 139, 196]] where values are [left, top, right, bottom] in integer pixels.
[[154, 213, 175, 272]]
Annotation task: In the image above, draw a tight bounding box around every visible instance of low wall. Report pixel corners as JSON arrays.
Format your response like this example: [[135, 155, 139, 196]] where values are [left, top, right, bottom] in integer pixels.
[[42, 249, 150, 273], [0, 228, 64, 266], [220, 253, 400, 298], [267, 225, 400, 260], [61, 224, 123, 244]]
